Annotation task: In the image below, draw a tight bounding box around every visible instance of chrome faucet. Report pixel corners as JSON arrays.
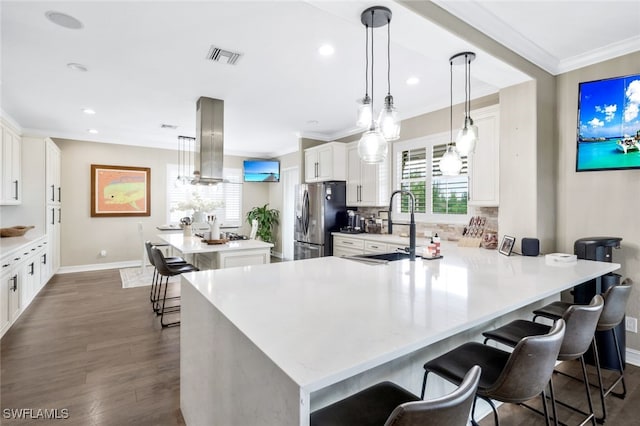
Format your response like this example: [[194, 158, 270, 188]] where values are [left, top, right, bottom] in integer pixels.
[[388, 190, 416, 261]]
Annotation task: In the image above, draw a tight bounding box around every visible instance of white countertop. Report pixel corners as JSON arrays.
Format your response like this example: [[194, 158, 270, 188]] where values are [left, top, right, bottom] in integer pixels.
[[0, 232, 46, 259], [182, 242, 619, 393], [157, 234, 273, 254]]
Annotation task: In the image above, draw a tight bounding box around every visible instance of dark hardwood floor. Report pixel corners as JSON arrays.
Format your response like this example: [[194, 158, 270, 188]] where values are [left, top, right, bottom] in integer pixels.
[[2, 269, 639, 425]]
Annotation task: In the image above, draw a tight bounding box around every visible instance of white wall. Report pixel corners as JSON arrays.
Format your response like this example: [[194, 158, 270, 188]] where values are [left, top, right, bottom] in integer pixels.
[[556, 52, 640, 351]]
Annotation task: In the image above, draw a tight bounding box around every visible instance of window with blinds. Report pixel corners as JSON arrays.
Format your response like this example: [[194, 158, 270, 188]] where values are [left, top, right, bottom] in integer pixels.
[[396, 140, 468, 218], [166, 164, 242, 227], [431, 144, 468, 215]]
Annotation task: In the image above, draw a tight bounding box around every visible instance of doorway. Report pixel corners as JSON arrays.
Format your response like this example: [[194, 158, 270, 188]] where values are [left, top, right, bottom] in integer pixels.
[[282, 166, 299, 260]]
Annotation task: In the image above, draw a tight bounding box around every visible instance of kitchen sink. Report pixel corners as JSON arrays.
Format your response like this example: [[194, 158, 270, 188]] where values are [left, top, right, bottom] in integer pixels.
[[359, 252, 411, 261]]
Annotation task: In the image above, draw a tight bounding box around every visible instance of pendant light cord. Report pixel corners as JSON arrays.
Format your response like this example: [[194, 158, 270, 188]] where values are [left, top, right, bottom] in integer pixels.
[[364, 24, 369, 98], [467, 55, 472, 122], [464, 54, 469, 123], [369, 10, 375, 128], [386, 18, 391, 96], [450, 59, 453, 144]]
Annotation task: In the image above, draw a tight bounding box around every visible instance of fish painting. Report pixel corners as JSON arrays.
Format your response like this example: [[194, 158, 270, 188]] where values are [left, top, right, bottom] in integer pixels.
[[103, 181, 146, 210]]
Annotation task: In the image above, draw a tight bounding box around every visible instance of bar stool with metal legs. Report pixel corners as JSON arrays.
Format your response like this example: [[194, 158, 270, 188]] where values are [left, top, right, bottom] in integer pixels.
[[482, 295, 604, 426], [151, 247, 198, 327], [421, 320, 566, 426], [531, 279, 632, 424], [145, 241, 186, 313], [310, 365, 481, 426]]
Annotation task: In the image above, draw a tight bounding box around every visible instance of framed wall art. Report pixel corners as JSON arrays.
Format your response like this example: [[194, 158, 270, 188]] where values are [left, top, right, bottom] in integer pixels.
[[91, 164, 150, 217]]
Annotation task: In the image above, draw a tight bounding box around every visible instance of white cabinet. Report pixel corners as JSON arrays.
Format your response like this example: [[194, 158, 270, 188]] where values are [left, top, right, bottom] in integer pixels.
[[346, 143, 389, 206], [47, 205, 61, 274], [332, 235, 364, 257], [1, 120, 22, 205], [468, 105, 500, 206], [304, 142, 346, 183], [46, 140, 62, 204], [0, 236, 48, 338]]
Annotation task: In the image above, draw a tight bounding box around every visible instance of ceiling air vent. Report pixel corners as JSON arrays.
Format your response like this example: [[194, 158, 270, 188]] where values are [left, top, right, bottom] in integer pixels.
[[206, 45, 242, 65]]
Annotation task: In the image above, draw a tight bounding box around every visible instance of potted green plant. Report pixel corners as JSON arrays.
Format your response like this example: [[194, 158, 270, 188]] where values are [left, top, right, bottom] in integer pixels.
[[246, 204, 279, 243]]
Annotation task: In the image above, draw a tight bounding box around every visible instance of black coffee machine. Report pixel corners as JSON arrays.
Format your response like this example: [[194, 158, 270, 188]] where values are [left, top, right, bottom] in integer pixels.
[[573, 237, 624, 370]]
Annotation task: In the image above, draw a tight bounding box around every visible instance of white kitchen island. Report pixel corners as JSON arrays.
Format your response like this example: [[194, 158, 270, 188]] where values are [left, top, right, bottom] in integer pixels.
[[180, 243, 619, 426], [157, 234, 273, 270]]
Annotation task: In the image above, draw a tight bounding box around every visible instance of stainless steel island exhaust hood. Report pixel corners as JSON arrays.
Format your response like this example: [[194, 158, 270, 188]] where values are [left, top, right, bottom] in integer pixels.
[[192, 96, 224, 185]]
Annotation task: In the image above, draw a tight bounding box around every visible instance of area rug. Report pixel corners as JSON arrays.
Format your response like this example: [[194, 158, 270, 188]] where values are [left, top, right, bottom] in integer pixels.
[[119, 266, 179, 289]]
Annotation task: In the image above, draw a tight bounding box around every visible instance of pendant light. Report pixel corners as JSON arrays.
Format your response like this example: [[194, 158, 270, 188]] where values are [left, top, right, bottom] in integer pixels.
[[377, 13, 400, 141], [176, 135, 195, 187], [452, 51, 478, 156], [357, 6, 393, 164], [440, 56, 463, 176]]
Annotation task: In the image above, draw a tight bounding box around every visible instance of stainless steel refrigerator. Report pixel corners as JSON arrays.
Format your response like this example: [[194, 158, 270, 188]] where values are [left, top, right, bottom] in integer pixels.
[[294, 181, 347, 259]]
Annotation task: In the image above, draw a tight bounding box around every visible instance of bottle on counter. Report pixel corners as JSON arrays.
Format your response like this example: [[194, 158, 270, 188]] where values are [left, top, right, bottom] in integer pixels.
[[209, 216, 220, 240], [433, 233, 441, 256]]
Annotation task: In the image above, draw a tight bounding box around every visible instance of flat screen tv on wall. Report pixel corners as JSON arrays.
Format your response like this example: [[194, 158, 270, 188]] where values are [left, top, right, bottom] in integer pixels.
[[243, 160, 280, 182], [576, 73, 640, 172]]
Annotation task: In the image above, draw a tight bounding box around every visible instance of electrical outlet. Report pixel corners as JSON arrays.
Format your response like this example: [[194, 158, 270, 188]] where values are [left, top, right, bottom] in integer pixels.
[[625, 316, 638, 333]]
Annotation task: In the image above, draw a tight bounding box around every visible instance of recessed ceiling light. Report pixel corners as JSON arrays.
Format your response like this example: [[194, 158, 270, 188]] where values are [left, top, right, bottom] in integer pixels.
[[45, 11, 83, 30], [306, 120, 319, 125], [82, 108, 96, 115], [87, 129, 98, 134], [67, 63, 88, 72], [318, 44, 335, 56], [406, 77, 420, 85]]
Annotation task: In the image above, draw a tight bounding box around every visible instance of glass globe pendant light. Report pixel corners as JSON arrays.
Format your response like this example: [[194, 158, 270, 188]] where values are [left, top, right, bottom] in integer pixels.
[[440, 56, 462, 176], [452, 52, 478, 156], [357, 6, 391, 164]]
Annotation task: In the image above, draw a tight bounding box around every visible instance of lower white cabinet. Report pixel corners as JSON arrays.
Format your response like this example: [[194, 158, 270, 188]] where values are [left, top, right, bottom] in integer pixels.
[[333, 234, 410, 257], [0, 236, 49, 338]]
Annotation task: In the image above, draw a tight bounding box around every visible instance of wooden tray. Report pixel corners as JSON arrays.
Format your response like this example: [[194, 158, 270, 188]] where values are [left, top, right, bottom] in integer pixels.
[[1, 226, 34, 237], [203, 239, 229, 245]]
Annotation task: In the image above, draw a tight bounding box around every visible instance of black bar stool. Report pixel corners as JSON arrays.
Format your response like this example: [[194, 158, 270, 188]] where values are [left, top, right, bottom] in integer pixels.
[[532, 279, 633, 423], [482, 295, 604, 425], [145, 241, 186, 312], [151, 247, 198, 327], [422, 320, 566, 426], [310, 365, 480, 426]]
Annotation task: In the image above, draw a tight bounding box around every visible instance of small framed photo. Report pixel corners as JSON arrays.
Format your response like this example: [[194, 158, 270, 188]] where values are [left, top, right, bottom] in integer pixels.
[[499, 235, 516, 256]]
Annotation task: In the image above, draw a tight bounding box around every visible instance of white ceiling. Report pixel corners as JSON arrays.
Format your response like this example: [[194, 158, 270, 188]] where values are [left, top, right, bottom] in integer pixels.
[[1, 1, 637, 157]]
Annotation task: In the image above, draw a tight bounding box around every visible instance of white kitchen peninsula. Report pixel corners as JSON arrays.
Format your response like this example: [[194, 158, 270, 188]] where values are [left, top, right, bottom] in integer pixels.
[[180, 243, 619, 426], [157, 234, 273, 270]]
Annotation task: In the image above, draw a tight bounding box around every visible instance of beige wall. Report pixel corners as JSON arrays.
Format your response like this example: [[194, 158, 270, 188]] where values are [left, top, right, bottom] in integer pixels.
[[556, 52, 640, 351], [55, 138, 269, 268]]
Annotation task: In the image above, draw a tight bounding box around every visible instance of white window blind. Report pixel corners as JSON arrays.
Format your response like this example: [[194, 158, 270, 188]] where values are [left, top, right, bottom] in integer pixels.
[[394, 133, 469, 222], [431, 143, 468, 215], [166, 165, 242, 227]]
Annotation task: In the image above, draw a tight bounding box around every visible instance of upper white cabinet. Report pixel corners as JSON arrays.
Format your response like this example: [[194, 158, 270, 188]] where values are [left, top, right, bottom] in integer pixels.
[[46, 140, 61, 205], [1, 120, 22, 205], [346, 143, 389, 206], [304, 142, 346, 183], [468, 105, 500, 206]]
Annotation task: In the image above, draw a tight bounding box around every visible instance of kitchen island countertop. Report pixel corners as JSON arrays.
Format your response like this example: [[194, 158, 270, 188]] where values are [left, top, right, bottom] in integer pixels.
[[180, 243, 620, 425]]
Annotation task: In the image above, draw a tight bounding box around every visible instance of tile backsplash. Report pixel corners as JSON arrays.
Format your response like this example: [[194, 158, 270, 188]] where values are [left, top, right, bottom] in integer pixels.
[[352, 206, 498, 241]]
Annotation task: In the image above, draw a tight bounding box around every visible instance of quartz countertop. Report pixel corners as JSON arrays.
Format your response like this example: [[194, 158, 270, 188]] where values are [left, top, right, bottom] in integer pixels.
[[157, 234, 272, 254], [0, 232, 46, 259], [182, 242, 619, 393]]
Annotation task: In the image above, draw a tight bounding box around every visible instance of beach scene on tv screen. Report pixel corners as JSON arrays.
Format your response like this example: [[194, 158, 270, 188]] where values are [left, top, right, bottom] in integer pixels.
[[577, 74, 640, 171], [244, 161, 279, 182]]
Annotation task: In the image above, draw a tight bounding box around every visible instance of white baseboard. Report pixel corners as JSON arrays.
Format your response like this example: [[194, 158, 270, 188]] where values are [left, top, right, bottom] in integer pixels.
[[57, 260, 140, 274], [626, 348, 640, 367], [271, 251, 283, 259]]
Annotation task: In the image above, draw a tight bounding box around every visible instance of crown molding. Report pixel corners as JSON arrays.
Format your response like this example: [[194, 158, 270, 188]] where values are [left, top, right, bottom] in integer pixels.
[[557, 35, 640, 74]]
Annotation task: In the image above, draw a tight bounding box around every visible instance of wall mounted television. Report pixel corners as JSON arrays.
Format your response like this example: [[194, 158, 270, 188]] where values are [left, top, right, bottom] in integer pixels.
[[243, 159, 280, 182], [576, 73, 640, 172]]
